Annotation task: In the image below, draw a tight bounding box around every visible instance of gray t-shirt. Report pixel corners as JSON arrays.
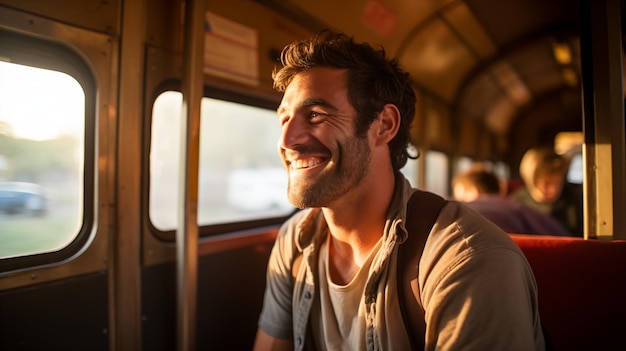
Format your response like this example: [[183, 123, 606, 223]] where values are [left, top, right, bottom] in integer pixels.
[[310, 234, 411, 351]]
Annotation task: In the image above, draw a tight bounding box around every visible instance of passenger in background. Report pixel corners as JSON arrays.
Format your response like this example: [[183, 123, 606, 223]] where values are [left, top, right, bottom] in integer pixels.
[[510, 147, 584, 237], [453, 165, 570, 236]]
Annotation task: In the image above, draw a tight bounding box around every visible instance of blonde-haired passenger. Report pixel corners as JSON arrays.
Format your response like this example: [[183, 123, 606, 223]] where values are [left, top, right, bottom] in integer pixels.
[[510, 147, 583, 237]]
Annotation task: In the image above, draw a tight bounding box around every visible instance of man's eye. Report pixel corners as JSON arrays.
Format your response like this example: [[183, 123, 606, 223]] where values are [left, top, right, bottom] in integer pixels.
[[309, 111, 325, 121]]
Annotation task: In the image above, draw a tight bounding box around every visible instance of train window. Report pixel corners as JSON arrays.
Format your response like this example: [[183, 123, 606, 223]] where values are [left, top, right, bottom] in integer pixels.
[[456, 156, 474, 174], [492, 161, 510, 180], [400, 145, 420, 187], [150, 91, 293, 231], [555, 131, 583, 185], [0, 61, 85, 260], [455, 157, 510, 183], [425, 150, 450, 197], [567, 152, 583, 184]]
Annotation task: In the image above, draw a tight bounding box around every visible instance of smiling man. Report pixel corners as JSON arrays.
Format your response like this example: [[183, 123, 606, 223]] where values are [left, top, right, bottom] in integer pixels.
[[276, 67, 374, 211], [253, 31, 546, 351]]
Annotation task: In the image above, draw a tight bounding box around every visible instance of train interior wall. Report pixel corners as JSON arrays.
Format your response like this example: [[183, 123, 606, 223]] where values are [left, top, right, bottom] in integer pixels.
[[0, 272, 109, 350], [142, 239, 273, 350], [0, 236, 274, 350]]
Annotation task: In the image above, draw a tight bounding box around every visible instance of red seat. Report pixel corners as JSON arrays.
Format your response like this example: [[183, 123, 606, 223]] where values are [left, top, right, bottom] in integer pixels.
[[510, 234, 626, 350]]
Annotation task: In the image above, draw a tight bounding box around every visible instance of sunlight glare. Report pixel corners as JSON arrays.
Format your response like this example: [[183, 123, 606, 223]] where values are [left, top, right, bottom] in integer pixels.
[[0, 61, 84, 141]]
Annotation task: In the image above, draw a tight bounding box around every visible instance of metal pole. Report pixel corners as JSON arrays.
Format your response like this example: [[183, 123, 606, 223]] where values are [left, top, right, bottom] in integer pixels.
[[178, 0, 205, 349]]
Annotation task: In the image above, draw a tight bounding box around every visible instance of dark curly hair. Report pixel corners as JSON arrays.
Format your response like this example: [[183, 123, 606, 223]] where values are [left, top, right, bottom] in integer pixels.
[[272, 30, 417, 170]]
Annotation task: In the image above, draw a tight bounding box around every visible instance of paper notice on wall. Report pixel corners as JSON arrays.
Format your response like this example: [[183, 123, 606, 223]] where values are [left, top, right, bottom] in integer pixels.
[[204, 12, 259, 86]]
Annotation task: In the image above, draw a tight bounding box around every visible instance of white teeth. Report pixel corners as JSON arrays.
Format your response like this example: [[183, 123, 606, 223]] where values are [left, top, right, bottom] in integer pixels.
[[291, 158, 322, 170]]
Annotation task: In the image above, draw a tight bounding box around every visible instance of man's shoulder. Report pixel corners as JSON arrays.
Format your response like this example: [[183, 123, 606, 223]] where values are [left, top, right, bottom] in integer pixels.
[[277, 209, 311, 239], [429, 200, 521, 253], [282, 208, 310, 225], [420, 201, 528, 288], [277, 208, 326, 251], [466, 195, 520, 212]]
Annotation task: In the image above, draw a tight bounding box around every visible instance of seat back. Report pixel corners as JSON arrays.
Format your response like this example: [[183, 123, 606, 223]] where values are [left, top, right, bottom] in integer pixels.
[[510, 234, 626, 350]]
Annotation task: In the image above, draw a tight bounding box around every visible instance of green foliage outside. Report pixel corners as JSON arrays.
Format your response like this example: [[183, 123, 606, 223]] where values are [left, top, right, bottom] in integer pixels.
[[0, 131, 82, 259], [0, 216, 79, 258], [0, 132, 79, 182]]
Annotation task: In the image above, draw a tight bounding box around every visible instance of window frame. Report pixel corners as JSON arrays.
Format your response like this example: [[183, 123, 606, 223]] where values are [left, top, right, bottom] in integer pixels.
[[0, 29, 97, 272]]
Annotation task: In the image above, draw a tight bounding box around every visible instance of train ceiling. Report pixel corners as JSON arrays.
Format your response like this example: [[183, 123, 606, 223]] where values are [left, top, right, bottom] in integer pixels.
[[258, 0, 587, 149]]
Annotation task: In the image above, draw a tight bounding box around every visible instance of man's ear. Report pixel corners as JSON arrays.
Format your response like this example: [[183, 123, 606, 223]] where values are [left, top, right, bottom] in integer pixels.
[[373, 104, 401, 146]]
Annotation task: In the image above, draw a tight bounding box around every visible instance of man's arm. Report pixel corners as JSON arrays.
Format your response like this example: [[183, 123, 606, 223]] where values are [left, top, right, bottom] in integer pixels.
[[423, 248, 545, 350], [253, 329, 293, 351]]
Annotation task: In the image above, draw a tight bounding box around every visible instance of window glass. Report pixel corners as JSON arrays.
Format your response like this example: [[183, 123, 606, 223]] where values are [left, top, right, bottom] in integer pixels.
[[456, 156, 474, 174], [0, 61, 84, 259], [425, 150, 449, 197], [492, 161, 510, 180], [567, 152, 583, 184], [400, 145, 420, 187], [554, 131, 583, 184], [150, 91, 293, 231]]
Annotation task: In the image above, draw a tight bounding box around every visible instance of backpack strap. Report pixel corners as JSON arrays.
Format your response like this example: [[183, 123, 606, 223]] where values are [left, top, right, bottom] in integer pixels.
[[397, 190, 447, 350]]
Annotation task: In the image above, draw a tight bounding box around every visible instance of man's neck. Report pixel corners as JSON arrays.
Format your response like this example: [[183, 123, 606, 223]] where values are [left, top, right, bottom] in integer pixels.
[[322, 172, 396, 284]]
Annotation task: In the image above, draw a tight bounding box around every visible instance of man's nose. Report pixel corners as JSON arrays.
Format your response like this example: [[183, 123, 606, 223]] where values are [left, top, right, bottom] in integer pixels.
[[279, 115, 307, 150]]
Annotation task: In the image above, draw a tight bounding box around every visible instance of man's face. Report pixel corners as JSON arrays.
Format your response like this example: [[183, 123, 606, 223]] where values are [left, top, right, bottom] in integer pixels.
[[276, 67, 371, 208]]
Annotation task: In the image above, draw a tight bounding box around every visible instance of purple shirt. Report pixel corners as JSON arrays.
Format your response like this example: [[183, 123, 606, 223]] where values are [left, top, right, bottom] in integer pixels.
[[463, 195, 570, 236]]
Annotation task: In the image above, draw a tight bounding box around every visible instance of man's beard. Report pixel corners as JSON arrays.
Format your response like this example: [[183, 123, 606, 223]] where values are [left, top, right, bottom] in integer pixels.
[[287, 136, 371, 208]]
